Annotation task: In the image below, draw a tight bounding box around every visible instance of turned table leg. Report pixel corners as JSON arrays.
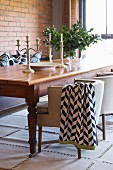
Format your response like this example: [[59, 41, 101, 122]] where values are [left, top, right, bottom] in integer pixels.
[[27, 103, 37, 157]]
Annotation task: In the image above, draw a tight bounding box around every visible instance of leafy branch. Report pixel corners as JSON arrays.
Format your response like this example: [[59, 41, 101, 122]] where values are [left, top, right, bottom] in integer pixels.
[[42, 20, 101, 58]]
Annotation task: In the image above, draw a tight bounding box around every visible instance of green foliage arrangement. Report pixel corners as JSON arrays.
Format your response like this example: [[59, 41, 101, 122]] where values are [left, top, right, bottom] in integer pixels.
[[42, 20, 101, 58]]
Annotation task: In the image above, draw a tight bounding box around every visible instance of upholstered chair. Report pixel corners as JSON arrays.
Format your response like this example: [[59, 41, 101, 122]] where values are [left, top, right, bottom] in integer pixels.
[[36, 79, 104, 159], [94, 73, 113, 140], [74, 79, 104, 125]]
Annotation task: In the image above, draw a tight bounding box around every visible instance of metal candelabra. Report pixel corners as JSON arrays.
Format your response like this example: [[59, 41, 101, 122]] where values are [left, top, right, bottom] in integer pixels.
[[16, 35, 41, 73]]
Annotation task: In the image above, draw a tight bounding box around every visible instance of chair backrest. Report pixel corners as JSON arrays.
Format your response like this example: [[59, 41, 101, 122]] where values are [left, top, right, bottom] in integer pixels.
[[74, 79, 104, 124], [97, 72, 113, 77], [48, 79, 104, 125], [37, 87, 62, 127], [94, 76, 113, 114], [48, 86, 62, 127]]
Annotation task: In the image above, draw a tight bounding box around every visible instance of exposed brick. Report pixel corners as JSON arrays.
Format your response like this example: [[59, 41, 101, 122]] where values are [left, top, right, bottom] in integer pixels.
[[5, 16, 14, 22], [13, 27, 22, 32], [5, 5, 14, 11], [14, 32, 24, 37], [0, 21, 9, 26], [21, 0, 29, 3], [4, 36, 14, 41], [4, 27, 14, 32], [0, 6, 6, 10], [8, 22, 17, 27], [8, 32, 17, 37], [10, 1, 18, 7], [0, 16, 5, 21], [0, 41, 9, 46], [0, 0, 77, 57], [0, 32, 9, 37], [5, 46, 14, 52], [21, 8, 29, 13], [13, 6, 22, 12], [0, 46, 5, 53], [0, 37, 5, 41], [17, 2, 25, 8], [1, 0, 10, 5]]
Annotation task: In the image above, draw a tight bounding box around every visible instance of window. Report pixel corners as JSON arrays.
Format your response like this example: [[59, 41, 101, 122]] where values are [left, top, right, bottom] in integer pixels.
[[79, 0, 113, 65]]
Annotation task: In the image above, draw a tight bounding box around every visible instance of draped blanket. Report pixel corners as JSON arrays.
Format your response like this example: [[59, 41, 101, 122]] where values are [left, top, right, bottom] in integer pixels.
[[59, 83, 97, 150]]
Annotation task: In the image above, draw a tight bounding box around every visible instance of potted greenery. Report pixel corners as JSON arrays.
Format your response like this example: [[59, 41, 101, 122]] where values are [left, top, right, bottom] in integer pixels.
[[42, 20, 101, 59]]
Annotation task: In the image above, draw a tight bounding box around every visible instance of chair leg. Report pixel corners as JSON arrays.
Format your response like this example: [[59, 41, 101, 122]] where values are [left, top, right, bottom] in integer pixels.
[[38, 126, 42, 153], [77, 148, 81, 159], [96, 129, 98, 145], [102, 114, 106, 140]]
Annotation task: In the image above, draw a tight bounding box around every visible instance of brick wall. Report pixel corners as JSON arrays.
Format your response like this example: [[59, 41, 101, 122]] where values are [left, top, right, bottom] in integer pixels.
[[63, 0, 79, 29], [0, 0, 52, 56], [63, 0, 69, 28], [71, 0, 79, 24], [0, 0, 78, 56]]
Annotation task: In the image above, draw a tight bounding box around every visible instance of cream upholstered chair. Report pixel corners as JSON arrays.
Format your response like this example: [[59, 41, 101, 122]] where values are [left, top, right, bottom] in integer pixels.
[[94, 73, 113, 140], [74, 79, 104, 125], [36, 79, 104, 159]]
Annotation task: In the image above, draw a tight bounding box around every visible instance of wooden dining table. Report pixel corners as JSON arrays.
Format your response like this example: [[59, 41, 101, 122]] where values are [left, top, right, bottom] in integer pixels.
[[0, 59, 113, 157]]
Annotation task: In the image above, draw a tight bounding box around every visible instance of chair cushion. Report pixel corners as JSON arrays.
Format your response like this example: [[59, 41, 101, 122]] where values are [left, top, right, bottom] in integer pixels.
[[37, 101, 48, 114]]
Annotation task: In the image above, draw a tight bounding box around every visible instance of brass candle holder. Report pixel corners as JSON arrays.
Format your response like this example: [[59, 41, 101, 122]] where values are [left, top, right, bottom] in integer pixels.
[[60, 40, 64, 66], [16, 39, 20, 50], [36, 38, 41, 51], [48, 33, 53, 62], [59, 35, 66, 68], [23, 34, 34, 73], [48, 44, 52, 63], [16, 35, 41, 73]]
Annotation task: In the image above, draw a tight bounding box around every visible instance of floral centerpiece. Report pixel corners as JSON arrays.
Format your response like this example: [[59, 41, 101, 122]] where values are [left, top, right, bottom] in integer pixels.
[[42, 20, 101, 59]]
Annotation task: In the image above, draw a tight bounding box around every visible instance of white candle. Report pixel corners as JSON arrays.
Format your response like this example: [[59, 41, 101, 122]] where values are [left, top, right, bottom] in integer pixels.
[[61, 33, 63, 41], [49, 33, 51, 42]]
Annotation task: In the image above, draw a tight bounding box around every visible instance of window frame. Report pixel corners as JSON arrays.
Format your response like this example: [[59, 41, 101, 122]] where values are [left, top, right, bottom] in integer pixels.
[[79, 0, 113, 39]]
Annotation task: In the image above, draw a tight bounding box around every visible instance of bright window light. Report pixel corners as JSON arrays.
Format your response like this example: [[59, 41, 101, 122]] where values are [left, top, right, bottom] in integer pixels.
[[85, 0, 113, 64]]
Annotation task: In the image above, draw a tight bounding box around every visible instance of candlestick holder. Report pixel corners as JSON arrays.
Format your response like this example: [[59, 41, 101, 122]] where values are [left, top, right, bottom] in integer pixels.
[[36, 38, 41, 51], [48, 44, 53, 62], [60, 41, 66, 68], [16, 35, 41, 73], [48, 33, 53, 63], [16, 39, 20, 50]]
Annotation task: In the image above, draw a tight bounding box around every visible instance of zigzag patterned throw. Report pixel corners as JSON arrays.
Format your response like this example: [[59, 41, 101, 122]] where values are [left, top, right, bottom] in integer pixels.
[[59, 83, 97, 150]]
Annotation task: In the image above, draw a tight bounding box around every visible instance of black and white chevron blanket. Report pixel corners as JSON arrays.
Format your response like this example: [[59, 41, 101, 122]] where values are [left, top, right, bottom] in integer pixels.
[[59, 82, 97, 150]]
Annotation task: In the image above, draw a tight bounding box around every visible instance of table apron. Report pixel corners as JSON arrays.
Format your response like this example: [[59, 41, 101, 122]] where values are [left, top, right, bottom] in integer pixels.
[[0, 84, 35, 99], [37, 69, 105, 96]]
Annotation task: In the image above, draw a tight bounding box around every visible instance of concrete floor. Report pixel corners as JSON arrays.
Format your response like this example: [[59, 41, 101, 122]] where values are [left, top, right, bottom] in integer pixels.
[[0, 107, 113, 170]]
